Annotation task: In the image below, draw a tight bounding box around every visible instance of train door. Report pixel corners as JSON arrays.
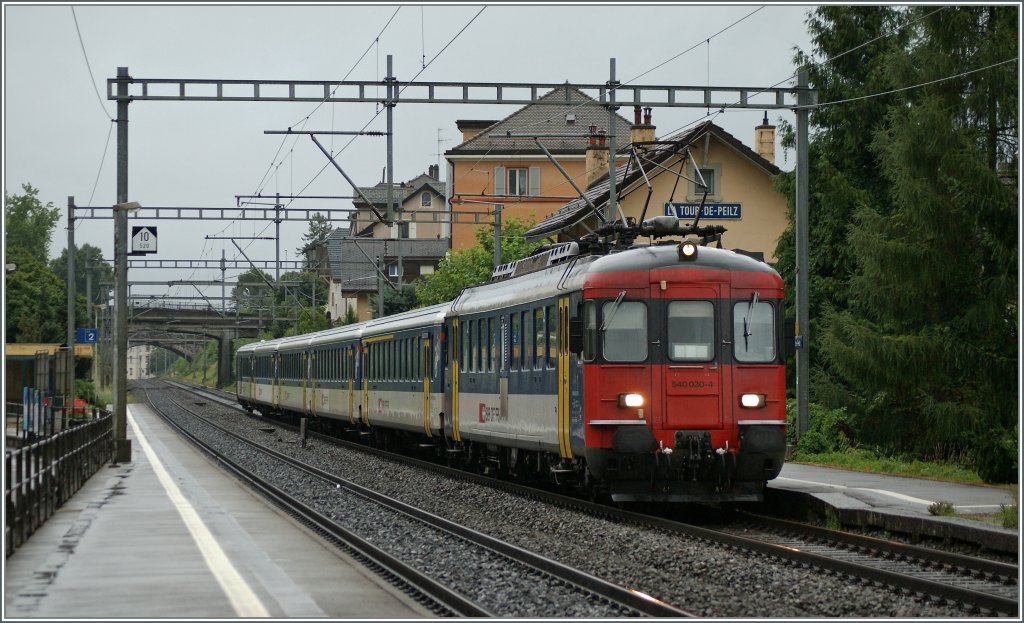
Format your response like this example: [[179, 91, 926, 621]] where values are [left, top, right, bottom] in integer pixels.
[[449, 318, 461, 442], [248, 354, 256, 402], [557, 296, 573, 459], [658, 284, 725, 431], [273, 352, 281, 410], [421, 333, 432, 437], [347, 346, 356, 426], [305, 351, 316, 417]]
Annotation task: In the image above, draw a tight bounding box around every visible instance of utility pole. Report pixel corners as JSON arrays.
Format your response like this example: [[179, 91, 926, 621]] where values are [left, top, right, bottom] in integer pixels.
[[605, 58, 619, 224], [795, 67, 811, 440], [66, 197, 76, 419], [112, 66, 133, 464]]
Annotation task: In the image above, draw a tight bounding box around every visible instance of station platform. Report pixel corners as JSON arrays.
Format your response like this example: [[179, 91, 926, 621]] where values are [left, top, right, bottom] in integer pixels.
[[4, 403, 432, 619], [767, 462, 1020, 554]]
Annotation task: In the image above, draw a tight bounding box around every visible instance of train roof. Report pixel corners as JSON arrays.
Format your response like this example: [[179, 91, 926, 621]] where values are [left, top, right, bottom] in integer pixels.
[[453, 243, 777, 315], [586, 242, 779, 276], [361, 302, 451, 337]]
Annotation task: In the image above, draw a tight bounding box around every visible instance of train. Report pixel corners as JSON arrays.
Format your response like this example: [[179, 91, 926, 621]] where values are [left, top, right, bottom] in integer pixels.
[[236, 216, 789, 504]]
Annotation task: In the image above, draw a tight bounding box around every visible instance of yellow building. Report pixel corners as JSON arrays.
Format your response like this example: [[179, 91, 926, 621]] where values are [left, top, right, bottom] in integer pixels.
[[525, 114, 787, 264]]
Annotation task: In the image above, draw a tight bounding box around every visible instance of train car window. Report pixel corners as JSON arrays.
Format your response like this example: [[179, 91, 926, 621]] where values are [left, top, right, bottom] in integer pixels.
[[523, 311, 533, 371], [733, 300, 776, 362], [510, 313, 521, 370], [602, 301, 648, 362], [481, 318, 490, 372], [546, 305, 557, 368], [461, 321, 470, 373], [534, 307, 545, 369], [667, 301, 715, 362], [491, 319, 499, 372]]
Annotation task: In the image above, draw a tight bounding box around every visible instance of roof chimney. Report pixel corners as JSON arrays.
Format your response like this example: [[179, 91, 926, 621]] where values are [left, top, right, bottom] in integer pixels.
[[755, 111, 775, 165], [428, 164, 439, 179], [586, 127, 610, 189], [631, 107, 656, 153]]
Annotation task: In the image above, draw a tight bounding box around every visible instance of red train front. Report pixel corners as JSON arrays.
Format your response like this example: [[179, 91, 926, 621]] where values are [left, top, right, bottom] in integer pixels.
[[572, 240, 787, 503]]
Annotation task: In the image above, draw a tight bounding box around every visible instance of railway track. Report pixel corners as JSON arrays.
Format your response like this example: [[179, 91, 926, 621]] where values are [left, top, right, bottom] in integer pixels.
[[722, 513, 1019, 615], [141, 381, 693, 618], [156, 380, 1019, 616]]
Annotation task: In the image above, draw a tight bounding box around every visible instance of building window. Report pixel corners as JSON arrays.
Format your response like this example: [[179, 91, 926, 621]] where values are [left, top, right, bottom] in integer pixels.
[[508, 168, 528, 196], [421, 191, 431, 206], [688, 164, 720, 199], [388, 263, 400, 278], [695, 168, 715, 195]]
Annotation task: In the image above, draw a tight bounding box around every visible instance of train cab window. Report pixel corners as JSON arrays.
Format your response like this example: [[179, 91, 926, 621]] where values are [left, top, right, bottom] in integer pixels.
[[667, 301, 715, 362], [546, 305, 557, 368], [582, 301, 598, 361], [733, 300, 777, 363], [602, 301, 648, 362]]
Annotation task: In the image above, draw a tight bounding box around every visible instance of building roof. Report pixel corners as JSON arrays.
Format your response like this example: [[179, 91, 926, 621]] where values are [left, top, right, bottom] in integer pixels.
[[353, 172, 445, 209], [325, 232, 449, 292], [446, 84, 633, 156], [524, 121, 781, 242]]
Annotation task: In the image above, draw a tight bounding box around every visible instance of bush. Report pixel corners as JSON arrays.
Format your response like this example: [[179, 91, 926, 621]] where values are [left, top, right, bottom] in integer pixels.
[[787, 400, 853, 457], [971, 426, 1018, 484], [75, 379, 98, 406]]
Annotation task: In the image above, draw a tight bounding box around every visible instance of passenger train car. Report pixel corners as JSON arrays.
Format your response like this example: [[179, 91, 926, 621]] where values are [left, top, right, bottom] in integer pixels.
[[237, 218, 788, 503]]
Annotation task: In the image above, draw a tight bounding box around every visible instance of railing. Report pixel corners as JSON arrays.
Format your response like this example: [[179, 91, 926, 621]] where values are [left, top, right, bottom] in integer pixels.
[[4, 412, 113, 557]]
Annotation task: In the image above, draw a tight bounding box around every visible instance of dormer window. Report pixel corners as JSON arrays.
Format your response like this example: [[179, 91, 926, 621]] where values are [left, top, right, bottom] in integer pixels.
[[421, 191, 431, 207]]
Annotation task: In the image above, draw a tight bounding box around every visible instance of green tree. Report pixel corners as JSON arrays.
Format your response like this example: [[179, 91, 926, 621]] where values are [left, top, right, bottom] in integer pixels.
[[5, 251, 68, 343], [5, 183, 60, 260], [813, 6, 1018, 482], [370, 283, 419, 317], [774, 6, 908, 326], [4, 185, 68, 343], [230, 267, 275, 314], [416, 218, 537, 306], [49, 243, 114, 315], [296, 212, 334, 257]]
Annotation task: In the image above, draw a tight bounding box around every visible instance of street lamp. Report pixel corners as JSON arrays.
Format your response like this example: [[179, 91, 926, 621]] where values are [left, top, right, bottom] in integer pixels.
[[113, 200, 140, 464]]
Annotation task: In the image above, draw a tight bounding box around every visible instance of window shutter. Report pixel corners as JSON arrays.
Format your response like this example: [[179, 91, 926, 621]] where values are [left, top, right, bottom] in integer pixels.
[[494, 166, 505, 196], [529, 167, 541, 196]]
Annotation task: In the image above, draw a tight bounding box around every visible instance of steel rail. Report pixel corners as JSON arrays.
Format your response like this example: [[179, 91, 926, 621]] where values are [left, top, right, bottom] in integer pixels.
[[168, 380, 1018, 616]]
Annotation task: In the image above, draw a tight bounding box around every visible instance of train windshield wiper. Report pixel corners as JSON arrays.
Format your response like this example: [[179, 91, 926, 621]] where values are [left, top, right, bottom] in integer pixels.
[[743, 291, 759, 350], [600, 290, 627, 331]]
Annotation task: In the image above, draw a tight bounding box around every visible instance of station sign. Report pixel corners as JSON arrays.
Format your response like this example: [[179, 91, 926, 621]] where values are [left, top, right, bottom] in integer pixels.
[[76, 328, 99, 343], [131, 226, 158, 255], [665, 202, 742, 220]]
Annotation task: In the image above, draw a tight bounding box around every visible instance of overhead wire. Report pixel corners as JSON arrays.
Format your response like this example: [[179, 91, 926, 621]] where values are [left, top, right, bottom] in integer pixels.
[[70, 5, 116, 227], [654, 5, 955, 142]]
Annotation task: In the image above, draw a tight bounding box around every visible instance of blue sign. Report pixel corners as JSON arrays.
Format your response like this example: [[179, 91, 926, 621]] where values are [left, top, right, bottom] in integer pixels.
[[76, 328, 99, 343], [665, 202, 742, 220]]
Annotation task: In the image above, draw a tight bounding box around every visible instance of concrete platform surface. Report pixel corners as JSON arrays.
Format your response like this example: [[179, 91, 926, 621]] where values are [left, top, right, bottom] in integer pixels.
[[768, 462, 1019, 553], [4, 403, 431, 619]]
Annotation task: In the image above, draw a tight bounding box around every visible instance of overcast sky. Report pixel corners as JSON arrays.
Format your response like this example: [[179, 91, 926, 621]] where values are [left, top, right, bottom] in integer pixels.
[[3, 2, 817, 301]]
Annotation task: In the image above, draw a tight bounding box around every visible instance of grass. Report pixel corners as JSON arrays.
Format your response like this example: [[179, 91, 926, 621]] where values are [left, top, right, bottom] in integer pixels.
[[790, 448, 987, 485]]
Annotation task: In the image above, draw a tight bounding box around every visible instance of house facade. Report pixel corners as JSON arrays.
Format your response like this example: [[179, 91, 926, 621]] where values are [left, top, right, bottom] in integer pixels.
[[526, 114, 788, 264], [445, 85, 632, 252], [310, 166, 450, 322]]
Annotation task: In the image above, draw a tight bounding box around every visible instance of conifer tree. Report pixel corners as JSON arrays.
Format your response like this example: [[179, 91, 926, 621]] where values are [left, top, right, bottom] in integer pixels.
[[815, 6, 1018, 482]]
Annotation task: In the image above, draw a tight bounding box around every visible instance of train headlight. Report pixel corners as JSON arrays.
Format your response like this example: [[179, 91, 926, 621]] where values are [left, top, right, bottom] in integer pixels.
[[618, 393, 645, 408], [678, 240, 698, 261], [740, 393, 766, 408]]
